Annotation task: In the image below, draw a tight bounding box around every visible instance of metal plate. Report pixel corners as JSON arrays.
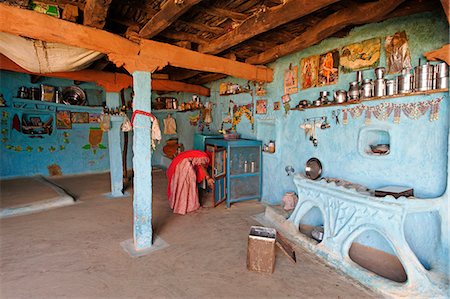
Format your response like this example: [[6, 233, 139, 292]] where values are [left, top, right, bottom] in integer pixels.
[[305, 158, 322, 180], [62, 86, 86, 106]]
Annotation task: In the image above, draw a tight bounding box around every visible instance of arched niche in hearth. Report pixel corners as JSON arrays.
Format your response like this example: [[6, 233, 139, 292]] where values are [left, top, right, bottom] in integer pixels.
[[348, 229, 407, 283], [298, 205, 325, 243]]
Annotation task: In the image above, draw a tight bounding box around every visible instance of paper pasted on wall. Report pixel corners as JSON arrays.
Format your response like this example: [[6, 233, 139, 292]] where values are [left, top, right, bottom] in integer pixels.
[[89, 113, 101, 123], [83, 127, 107, 154], [300, 55, 319, 89], [256, 100, 267, 114], [284, 65, 298, 95], [385, 31, 412, 74], [318, 50, 339, 86], [340, 38, 381, 73], [71, 112, 89, 124], [56, 110, 72, 129]]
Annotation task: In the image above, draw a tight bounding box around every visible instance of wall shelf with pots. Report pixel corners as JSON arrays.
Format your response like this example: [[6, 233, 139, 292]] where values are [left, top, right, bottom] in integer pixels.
[[12, 98, 102, 112], [290, 88, 448, 111]]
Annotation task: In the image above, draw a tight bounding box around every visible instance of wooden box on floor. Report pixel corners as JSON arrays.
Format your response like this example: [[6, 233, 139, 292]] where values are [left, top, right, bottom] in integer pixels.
[[247, 226, 276, 273]]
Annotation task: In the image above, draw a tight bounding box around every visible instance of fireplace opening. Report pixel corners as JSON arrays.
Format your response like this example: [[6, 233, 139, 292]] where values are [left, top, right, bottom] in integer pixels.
[[298, 206, 324, 243], [349, 230, 407, 283]]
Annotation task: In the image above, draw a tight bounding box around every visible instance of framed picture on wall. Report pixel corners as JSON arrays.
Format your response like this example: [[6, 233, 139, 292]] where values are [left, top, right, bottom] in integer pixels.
[[256, 100, 267, 114], [71, 112, 89, 124], [56, 110, 72, 129], [273, 101, 280, 111]]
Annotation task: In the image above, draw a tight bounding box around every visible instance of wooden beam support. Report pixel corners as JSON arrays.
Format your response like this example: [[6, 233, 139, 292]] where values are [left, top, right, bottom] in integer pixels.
[[188, 73, 227, 85], [441, 0, 450, 23], [199, 0, 339, 55], [83, 0, 112, 29], [424, 44, 450, 66], [0, 4, 273, 82], [139, 0, 203, 39], [0, 54, 210, 95], [246, 0, 406, 65]]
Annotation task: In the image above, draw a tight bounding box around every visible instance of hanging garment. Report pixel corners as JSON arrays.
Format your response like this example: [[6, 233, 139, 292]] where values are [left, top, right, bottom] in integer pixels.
[[163, 114, 177, 135], [151, 118, 162, 150], [166, 150, 210, 215]]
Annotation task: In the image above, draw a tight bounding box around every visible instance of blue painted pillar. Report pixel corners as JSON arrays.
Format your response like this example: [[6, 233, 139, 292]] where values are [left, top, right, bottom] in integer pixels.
[[106, 92, 124, 197], [132, 71, 153, 250]]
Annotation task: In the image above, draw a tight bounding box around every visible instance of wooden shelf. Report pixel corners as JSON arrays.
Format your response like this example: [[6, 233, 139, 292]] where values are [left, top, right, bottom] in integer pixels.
[[219, 89, 252, 96], [12, 98, 102, 112], [290, 88, 448, 111]]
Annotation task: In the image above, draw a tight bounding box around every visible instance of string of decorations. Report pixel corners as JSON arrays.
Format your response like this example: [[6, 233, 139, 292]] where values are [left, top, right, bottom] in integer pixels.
[[342, 97, 442, 125]]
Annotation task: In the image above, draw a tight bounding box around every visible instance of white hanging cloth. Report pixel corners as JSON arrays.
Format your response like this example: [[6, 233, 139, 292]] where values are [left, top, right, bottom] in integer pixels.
[[163, 114, 177, 135], [0, 32, 103, 73]]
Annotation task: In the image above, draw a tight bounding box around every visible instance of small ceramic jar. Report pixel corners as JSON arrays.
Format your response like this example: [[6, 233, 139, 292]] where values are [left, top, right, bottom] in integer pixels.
[[282, 192, 298, 211]]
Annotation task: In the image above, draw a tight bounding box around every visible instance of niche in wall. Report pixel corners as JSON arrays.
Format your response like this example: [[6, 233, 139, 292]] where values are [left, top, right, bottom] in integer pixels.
[[349, 230, 407, 283], [358, 126, 391, 157], [299, 206, 324, 243]]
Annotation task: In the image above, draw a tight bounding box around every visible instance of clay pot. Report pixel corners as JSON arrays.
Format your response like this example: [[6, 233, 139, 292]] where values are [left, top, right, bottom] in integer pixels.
[[282, 192, 298, 211]]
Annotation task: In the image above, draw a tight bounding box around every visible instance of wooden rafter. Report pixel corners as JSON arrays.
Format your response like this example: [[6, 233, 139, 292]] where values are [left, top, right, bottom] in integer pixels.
[[160, 31, 208, 44], [246, 0, 406, 65], [83, 0, 112, 29], [202, 7, 248, 21], [176, 20, 225, 35], [424, 44, 450, 65], [139, 0, 203, 39], [0, 54, 210, 96], [0, 4, 273, 82], [440, 0, 450, 23], [198, 0, 339, 55]]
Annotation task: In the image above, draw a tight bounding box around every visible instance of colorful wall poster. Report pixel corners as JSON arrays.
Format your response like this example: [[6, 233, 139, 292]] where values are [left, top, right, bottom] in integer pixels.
[[318, 50, 339, 86], [340, 38, 381, 73]]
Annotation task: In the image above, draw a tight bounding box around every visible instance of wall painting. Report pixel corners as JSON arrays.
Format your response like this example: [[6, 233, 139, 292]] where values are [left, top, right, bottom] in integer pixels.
[[300, 55, 319, 89], [340, 38, 381, 73], [284, 65, 298, 95], [385, 31, 412, 74], [318, 50, 339, 86]]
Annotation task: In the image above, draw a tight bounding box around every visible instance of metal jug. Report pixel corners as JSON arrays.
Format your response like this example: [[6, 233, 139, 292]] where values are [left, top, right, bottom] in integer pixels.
[[360, 79, 373, 99], [333, 90, 347, 103], [348, 81, 359, 100]]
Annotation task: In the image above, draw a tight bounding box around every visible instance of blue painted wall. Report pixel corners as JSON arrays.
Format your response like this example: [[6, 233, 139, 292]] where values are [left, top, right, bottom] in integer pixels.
[[207, 11, 449, 201], [205, 10, 449, 263], [0, 70, 111, 178], [151, 92, 208, 168]]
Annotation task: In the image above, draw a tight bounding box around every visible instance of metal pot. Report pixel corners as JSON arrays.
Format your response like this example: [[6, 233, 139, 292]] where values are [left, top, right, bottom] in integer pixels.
[[333, 90, 347, 103], [313, 99, 322, 106], [374, 67, 386, 79], [386, 79, 396, 95], [318, 91, 329, 104], [414, 63, 434, 91], [397, 74, 413, 94], [348, 81, 359, 100], [360, 79, 373, 99], [374, 79, 386, 97]]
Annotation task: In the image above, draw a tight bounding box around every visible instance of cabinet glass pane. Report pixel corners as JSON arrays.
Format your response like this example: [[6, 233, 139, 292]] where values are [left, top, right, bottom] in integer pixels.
[[229, 146, 260, 175], [230, 176, 260, 200]]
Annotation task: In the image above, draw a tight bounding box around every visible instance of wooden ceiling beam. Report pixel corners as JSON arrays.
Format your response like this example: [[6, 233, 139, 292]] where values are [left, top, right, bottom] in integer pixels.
[[245, 0, 406, 65], [0, 4, 273, 82], [139, 0, 203, 39], [83, 0, 112, 29], [0, 54, 210, 96], [198, 0, 340, 55]]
